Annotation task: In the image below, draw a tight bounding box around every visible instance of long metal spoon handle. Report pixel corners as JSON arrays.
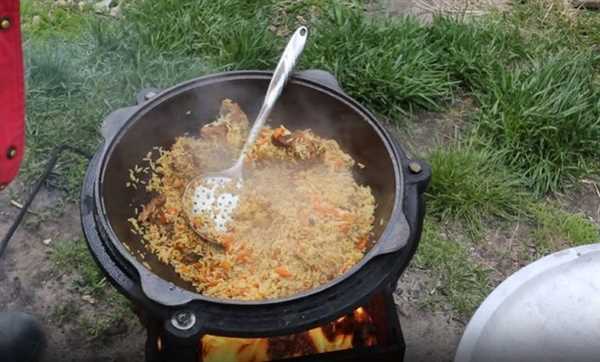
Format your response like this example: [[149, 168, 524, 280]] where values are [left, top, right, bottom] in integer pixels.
[[232, 26, 308, 170]]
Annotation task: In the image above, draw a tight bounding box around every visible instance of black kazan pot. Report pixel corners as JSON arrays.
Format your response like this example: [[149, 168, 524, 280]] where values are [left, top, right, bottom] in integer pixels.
[[80, 70, 431, 339]]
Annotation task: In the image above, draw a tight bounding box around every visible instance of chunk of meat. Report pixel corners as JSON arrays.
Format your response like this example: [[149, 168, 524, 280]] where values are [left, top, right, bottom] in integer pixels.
[[288, 130, 321, 160], [272, 126, 293, 146], [217, 233, 236, 251], [182, 251, 203, 264], [199, 99, 250, 142], [200, 123, 227, 139], [138, 195, 166, 222], [219, 99, 248, 126], [271, 127, 321, 159]]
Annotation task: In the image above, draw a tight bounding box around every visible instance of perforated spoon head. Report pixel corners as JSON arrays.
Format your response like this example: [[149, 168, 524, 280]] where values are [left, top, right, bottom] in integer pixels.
[[182, 175, 241, 242]]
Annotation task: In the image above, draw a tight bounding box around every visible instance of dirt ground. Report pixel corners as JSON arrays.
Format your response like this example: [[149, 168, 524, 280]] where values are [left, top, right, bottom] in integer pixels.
[[396, 270, 464, 362], [389, 106, 470, 361], [0, 183, 145, 362], [383, 0, 510, 21]]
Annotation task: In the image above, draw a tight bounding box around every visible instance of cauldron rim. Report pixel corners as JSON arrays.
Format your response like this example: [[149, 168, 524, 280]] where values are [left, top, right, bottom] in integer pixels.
[[90, 70, 416, 311]]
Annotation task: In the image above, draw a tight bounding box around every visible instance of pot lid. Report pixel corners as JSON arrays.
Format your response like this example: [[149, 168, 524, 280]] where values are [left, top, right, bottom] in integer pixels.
[[455, 243, 600, 362]]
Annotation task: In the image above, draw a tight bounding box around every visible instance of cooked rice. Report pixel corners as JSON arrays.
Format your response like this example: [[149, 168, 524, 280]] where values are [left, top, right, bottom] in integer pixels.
[[130, 99, 376, 300]]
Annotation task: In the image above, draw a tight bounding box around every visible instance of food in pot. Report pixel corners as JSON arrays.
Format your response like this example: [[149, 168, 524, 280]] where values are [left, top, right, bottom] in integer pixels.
[[128, 99, 376, 300]]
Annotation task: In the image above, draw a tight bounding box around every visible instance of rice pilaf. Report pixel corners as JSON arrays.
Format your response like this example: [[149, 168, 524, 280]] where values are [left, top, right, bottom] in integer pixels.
[[130, 99, 376, 300]]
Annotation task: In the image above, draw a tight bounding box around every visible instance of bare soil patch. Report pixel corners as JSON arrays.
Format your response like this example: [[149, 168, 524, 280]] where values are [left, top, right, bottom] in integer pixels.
[[0, 182, 145, 362], [556, 179, 600, 225], [395, 268, 464, 362]]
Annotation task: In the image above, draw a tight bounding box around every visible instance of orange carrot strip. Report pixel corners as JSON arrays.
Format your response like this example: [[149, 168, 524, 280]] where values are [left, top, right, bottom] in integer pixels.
[[275, 266, 292, 278], [356, 236, 369, 252], [219, 233, 235, 251]]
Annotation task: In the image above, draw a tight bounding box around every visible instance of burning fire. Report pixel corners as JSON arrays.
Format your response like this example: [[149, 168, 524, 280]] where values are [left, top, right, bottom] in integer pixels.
[[201, 307, 377, 362]]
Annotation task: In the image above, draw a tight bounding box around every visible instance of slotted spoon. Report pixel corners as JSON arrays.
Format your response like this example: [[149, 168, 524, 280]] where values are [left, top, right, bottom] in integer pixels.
[[182, 26, 308, 243]]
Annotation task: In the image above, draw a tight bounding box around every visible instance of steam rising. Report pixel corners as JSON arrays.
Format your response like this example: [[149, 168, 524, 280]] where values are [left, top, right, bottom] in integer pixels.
[[121, 98, 379, 300]]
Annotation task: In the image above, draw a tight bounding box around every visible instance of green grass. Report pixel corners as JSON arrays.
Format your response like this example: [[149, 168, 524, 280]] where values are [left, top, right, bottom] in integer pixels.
[[269, 0, 369, 38], [426, 142, 528, 235], [80, 316, 114, 338], [79, 293, 134, 339], [24, 40, 93, 195], [426, 6, 600, 194], [415, 222, 492, 317], [49, 302, 81, 325], [510, 0, 600, 55], [51, 237, 137, 339], [530, 203, 600, 254], [125, 0, 278, 70], [21, 0, 91, 39], [23, 18, 207, 198], [51, 238, 107, 295], [427, 15, 526, 90], [126, 1, 454, 117], [473, 52, 600, 194], [304, 5, 454, 117], [271, 0, 348, 35], [22, 199, 66, 229]]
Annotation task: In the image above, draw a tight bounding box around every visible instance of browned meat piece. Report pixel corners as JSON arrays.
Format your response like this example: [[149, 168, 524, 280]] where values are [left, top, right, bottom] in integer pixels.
[[219, 99, 247, 126], [138, 195, 166, 222], [182, 251, 203, 264], [288, 130, 321, 159], [200, 123, 228, 139], [272, 126, 293, 147], [271, 127, 320, 159], [199, 99, 250, 148]]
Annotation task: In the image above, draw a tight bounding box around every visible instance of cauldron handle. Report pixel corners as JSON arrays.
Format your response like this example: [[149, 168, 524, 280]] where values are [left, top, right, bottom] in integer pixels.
[[296, 69, 344, 93], [366, 153, 431, 260], [135, 87, 162, 105], [367, 159, 430, 258], [100, 87, 162, 140]]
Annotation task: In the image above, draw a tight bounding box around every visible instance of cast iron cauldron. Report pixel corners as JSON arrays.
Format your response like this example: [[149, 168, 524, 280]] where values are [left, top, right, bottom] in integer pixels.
[[81, 70, 431, 337]]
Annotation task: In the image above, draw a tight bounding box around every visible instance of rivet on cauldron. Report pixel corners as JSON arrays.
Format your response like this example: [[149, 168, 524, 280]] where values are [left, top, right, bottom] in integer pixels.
[[171, 311, 196, 331], [144, 91, 157, 100], [7, 146, 17, 160], [0, 18, 10, 30], [408, 161, 422, 174]]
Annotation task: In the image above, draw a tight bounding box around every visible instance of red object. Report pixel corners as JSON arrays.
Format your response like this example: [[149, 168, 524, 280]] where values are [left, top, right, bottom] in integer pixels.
[[0, 0, 24, 189]]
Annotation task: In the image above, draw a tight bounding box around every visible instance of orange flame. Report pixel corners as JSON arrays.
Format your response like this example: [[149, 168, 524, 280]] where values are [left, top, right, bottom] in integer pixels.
[[307, 327, 353, 353], [201, 307, 377, 362], [202, 337, 269, 362]]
